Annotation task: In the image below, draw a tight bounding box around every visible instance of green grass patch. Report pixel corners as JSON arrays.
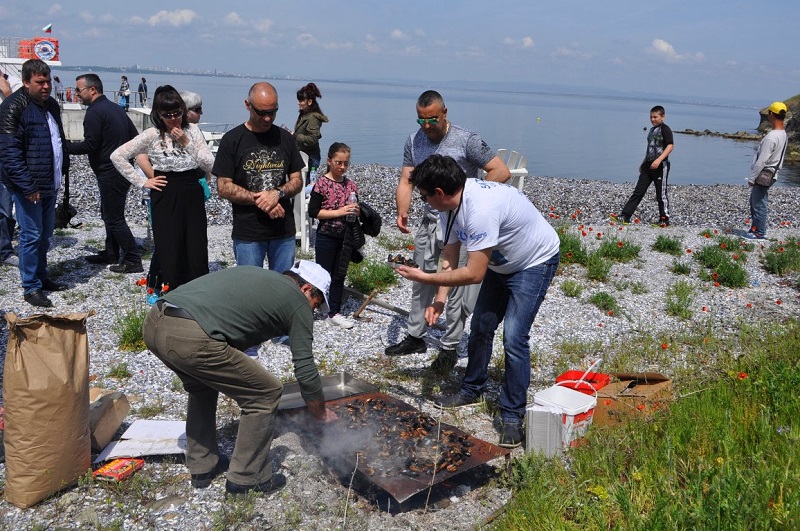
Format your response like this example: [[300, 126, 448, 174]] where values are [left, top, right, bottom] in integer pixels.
[[586, 252, 611, 282], [346, 258, 398, 294], [595, 237, 641, 262], [587, 291, 619, 315], [107, 362, 132, 379], [652, 234, 683, 256], [113, 304, 148, 351], [557, 227, 589, 265], [560, 279, 584, 298], [665, 279, 694, 319], [694, 244, 749, 288], [671, 259, 691, 275], [630, 281, 649, 294], [762, 237, 800, 276], [494, 320, 800, 530], [376, 233, 414, 251]]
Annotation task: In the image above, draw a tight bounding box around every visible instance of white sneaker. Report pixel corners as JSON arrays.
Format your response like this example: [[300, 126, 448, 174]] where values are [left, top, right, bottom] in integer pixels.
[[329, 314, 355, 329]]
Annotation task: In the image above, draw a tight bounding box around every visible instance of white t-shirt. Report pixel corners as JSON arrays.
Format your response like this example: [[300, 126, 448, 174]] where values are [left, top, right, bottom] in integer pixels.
[[442, 179, 560, 274]]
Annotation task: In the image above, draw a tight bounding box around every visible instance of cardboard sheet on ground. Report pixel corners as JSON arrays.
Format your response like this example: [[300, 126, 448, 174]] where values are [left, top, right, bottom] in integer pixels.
[[95, 420, 186, 463]]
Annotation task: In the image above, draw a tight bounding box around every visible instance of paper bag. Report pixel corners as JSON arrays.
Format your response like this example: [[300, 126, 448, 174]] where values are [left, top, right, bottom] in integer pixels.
[[3, 311, 95, 508]]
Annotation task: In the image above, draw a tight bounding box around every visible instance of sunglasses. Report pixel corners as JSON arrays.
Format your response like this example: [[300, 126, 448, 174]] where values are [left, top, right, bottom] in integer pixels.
[[188, 106, 202, 114], [160, 111, 183, 120], [249, 101, 279, 117], [416, 117, 439, 125]]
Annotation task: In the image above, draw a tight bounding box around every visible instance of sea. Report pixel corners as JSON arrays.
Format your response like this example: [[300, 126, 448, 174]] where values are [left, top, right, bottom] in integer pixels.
[[78, 71, 800, 188]]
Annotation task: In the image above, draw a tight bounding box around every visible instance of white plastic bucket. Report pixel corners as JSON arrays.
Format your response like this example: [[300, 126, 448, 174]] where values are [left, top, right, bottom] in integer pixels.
[[530, 383, 597, 450]]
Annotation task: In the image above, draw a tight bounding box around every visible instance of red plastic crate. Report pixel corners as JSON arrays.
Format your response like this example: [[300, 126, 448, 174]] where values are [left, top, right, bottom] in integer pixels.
[[556, 370, 611, 395]]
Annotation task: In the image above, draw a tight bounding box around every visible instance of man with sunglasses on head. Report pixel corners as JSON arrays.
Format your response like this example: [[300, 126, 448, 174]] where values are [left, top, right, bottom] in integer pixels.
[[67, 73, 141, 271], [213, 82, 304, 275], [389, 90, 510, 373]]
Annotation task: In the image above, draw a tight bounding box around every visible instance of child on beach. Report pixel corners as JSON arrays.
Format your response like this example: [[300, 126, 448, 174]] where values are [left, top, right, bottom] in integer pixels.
[[308, 142, 360, 329], [616, 105, 674, 226]]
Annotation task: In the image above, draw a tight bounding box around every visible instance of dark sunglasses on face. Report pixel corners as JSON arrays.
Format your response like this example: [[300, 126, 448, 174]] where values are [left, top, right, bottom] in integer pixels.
[[160, 111, 183, 120], [249, 101, 279, 117], [416, 117, 438, 125]]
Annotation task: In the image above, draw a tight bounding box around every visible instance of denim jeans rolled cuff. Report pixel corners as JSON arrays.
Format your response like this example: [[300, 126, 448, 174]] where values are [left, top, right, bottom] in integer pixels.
[[233, 236, 296, 272], [463, 253, 559, 422], [11, 189, 56, 295]]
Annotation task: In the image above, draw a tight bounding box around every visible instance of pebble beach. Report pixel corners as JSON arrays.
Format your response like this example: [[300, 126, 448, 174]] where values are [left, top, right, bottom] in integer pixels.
[[1, 156, 799, 529]]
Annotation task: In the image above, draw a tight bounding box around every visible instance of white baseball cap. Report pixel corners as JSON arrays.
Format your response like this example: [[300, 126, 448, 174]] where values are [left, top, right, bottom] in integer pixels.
[[289, 260, 331, 314]]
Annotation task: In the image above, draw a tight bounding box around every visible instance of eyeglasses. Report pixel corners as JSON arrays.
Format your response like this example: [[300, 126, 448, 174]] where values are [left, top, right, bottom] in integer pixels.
[[331, 160, 350, 167], [160, 111, 183, 120], [416, 117, 439, 126], [188, 106, 202, 114], [76, 86, 92, 94], [419, 190, 432, 202], [248, 101, 279, 117]]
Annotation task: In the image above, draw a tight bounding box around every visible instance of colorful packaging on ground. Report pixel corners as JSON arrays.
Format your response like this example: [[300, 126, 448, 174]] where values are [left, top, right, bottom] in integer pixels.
[[93, 458, 145, 482]]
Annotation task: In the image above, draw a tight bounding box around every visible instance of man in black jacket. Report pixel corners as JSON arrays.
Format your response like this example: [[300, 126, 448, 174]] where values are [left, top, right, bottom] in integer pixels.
[[0, 59, 69, 307], [68, 73, 142, 272]]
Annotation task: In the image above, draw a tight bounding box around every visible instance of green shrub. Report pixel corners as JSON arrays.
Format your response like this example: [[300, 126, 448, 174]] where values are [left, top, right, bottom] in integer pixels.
[[671, 259, 691, 275], [586, 252, 611, 282], [762, 238, 800, 276], [558, 229, 588, 265], [630, 281, 649, 294], [652, 234, 683, 256], [595, 238, 641, 262], [560, 279, 584, 298], [694, 244, 728, 269], [712, 260, 749, 288], [347, 258, 398, 294], [114, 305, 147, 351], [108, 362, 132, 379], [587, 291, 618, 315], [666, 280, 694, 319]]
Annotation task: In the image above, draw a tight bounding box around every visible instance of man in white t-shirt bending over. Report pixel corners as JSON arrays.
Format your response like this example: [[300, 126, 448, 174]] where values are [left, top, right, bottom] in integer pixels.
[[389, 90, 510, 372], [396, 154, 560, 448]]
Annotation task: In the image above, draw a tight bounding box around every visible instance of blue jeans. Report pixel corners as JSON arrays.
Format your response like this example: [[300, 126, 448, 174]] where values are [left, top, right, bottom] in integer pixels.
[[11, 190, 56, 295], [0, 181, 14, 261], [462, 253, 560, 424], [749, 183, 768, 238], [233, 236, 296, 272]]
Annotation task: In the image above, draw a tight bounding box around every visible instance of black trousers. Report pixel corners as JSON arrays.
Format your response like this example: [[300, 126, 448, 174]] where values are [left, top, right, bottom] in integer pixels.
[[97, 172, 140, 263], [149, 170, 208, 290], [621, 161, 671, 222]]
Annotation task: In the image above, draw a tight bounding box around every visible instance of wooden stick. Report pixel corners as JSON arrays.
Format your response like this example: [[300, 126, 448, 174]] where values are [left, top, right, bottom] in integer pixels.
[[344, 287, 446, 330], [353, 289, 378, 319]]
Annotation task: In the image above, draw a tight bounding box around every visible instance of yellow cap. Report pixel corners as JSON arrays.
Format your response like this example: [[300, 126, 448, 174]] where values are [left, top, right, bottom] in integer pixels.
[[768, 101, 787, 115]]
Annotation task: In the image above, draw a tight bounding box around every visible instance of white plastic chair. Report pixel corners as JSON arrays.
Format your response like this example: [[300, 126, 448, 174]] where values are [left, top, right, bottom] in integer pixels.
[[294, 152, 312, 252], [494, 148, 528, 191]]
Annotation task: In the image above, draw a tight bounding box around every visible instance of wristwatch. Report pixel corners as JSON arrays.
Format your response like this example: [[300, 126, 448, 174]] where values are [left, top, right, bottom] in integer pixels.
[[277, 189, 285, 199]]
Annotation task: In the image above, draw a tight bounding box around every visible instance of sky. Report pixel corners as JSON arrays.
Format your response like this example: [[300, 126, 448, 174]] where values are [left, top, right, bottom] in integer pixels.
[[1, 1, 797, 105]]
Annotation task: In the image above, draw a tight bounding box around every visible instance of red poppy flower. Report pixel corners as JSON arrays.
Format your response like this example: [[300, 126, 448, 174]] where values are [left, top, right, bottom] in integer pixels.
[[608, 310, 614, 316], [598, 323, 603, 327], [617, 242, 624, 248], [733, 254, 739, 260], [596, 232, 603, 239], [576, 209, 582, 215], [408, 244, 414, 251], [737, 372, 748, 380], [147, 288, 154, 295], [550, 205, 555, 211], [704, 233, 711, 239], [720, 243, 727, 249], [634, 218, 640, 224], [711, 272, 719, 280], [713, 230, 719, 234], [571, 213, 577, 219], [702, 306, 708, 312], [686, 249, 692, 254], [746, 303, 752, 308], [610, 221, 616, 226], [619, 227, 624, 231], [713, 281, 720, 287], [604, 399, 612, 406], [636, 404, 645, 411], [778, 247, 784, 253], [566, 252, 573, 258], [582, 231, 587, 237], [776, 299, 782, 305], [548, 212, 555, 218], [661, 343, 668, 349], [588, 227, 594, 232], [136, 278, 147, 286]]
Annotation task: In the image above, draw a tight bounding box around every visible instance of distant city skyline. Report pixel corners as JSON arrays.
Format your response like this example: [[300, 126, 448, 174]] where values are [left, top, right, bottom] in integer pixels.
[[1, 1, 797, 105]]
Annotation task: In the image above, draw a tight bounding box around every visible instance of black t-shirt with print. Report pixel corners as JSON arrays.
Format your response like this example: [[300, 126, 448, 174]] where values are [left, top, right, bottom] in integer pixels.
[[213, 124, 305, 241]]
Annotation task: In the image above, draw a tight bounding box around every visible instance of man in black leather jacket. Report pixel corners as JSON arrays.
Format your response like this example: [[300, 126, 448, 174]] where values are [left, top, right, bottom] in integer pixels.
[[0, 59, 69, 307]]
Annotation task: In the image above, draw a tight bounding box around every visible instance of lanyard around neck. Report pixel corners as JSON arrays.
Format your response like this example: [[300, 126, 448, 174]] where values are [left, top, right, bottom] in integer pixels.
[[443, 191, 463, 246]]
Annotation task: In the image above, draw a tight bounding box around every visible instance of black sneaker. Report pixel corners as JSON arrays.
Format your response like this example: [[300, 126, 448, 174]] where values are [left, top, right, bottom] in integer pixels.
[[41, 278, 67, 292], [434, 392, 480, 409], [191, 455, 229, 489], [385, 335, 427, 356], [498, 422, 523, 448], [109, 261, 145, 274], [24, 289, 53, 308], [85, 251, 118, 264], [225, 473, 287, 497], [430, 348, 458, 373]]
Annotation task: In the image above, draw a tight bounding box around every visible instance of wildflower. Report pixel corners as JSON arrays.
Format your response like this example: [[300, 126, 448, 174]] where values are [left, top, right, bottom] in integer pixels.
[[162, 283, 170, 293], [610, 220, 616, 226], [711, 272, 719, 280], [408, 244, 414, 251], [720, 242, 727, 249], [661, 343, 668, 349], [778, 247, 784, 253], [598, 323, 603, 327], [746, 303, 752, 308], [713, 229, 719, 234], [608, 310, 614, 316], [777, 425, 790, 434], [631, 472, 643, 482], [135, 278, 147, 286], [147, 288, 154, 295], [737, 372, 748, 380], [582, 231, 587, 237], [713, 281, 720, 287], [634, 218, 640, 224], [636, 404, 645, 411], [550, 205, 555, 211], [588, 227, 593, 232], [571, 213, 577, 220], [702, 306, 708, 312], [566, 252, 573, 259], [686, 248, 692, 254], [619, 227, 624, 231], [604, 399, 612, 406], [548, 212, 555, 218], [617, 241, 624, 248], [704, 233, 711, 239], [576, 209, 582, 214], [596, 232, 603, 239], [733, 253, 739, 260], [776, 299, 782, 305], [716, 457, 724, 465], [745, 218, 750, 225], [659, 222, 667, 228]]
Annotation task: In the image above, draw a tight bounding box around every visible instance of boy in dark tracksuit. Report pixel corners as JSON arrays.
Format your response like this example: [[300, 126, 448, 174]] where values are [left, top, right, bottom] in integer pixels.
[[617, 106, 674, 225]]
